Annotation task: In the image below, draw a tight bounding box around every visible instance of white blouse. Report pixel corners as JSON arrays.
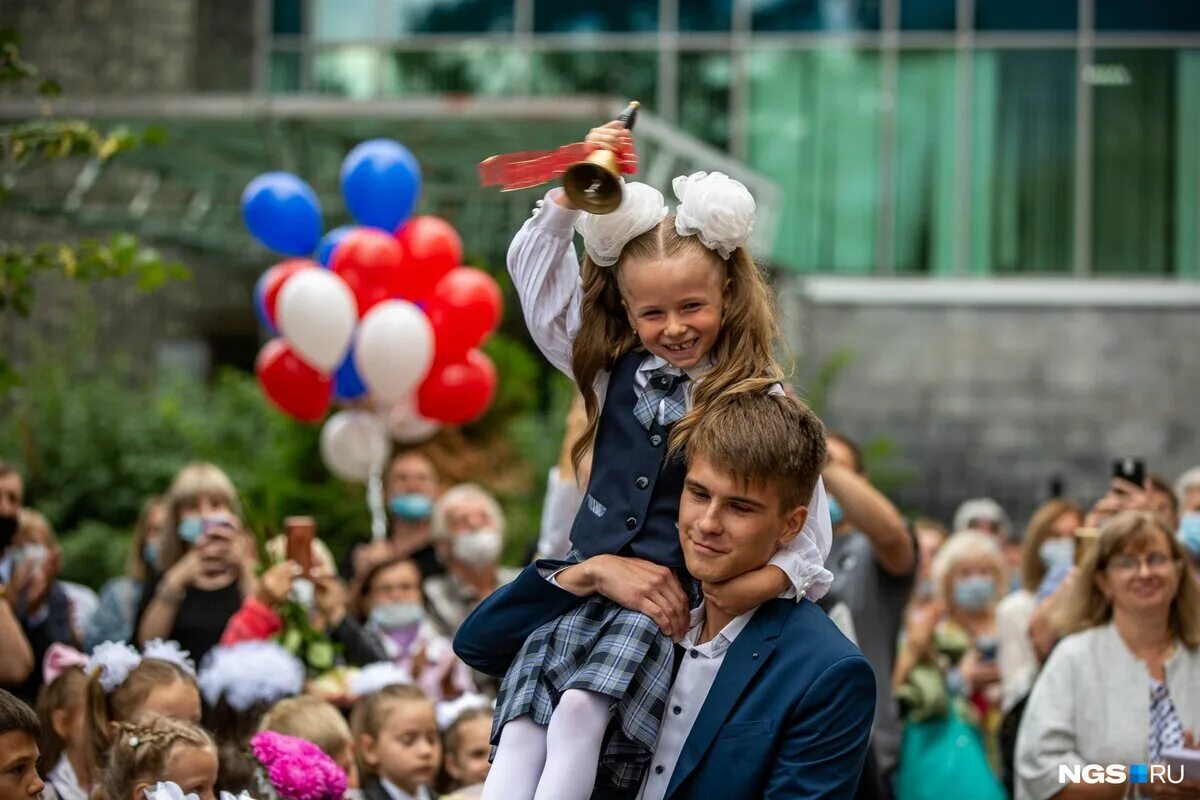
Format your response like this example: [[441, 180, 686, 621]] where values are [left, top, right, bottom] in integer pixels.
[[508, 188, 834, 601]]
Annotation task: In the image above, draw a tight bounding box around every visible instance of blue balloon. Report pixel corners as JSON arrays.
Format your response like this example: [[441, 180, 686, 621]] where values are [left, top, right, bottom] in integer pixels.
[[316, 225, 355, 268], [340, 139, 422, 232], [333, 346, 368, 402], [252, 270, 277, 335], [241, 172, 322, 256]]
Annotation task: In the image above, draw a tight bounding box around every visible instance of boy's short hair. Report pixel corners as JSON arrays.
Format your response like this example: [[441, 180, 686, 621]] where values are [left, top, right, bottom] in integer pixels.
[[0, 688, 40, 737], [685, 392, 827, 510], [259, 696, 352, 757]]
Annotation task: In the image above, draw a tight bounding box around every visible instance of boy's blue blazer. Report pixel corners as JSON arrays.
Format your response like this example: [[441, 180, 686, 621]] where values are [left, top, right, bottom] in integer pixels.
[[454, 563, 876, 800]]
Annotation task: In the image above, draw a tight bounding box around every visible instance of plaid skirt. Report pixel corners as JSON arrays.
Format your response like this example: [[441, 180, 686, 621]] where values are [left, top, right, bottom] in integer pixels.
[[492, 595, 676, 790]]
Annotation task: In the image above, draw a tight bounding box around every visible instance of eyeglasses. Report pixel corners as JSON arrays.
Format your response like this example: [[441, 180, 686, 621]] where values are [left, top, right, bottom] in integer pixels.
[[1107, 553, 1179, 574]]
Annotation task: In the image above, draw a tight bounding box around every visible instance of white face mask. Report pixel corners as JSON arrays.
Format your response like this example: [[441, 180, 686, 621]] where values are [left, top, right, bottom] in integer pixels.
[[369, 601, 425, 631], [1038, 537, 1076, 571], [451, 528, 503, 567]]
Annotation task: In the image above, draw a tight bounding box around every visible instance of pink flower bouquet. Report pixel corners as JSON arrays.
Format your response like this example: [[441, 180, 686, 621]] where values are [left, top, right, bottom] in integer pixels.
[[249, 731, 348, 800]]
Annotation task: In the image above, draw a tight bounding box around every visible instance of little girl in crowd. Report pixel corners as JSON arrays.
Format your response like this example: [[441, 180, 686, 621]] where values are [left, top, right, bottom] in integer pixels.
[[479, 123, 836, 799], [94, 714, 218, 800], [84, 641, 202, 783], [352, 684, 442, 800], [438, 705, 492, 796], [260, 695, 360, 795], [36, 646, 92, 800]]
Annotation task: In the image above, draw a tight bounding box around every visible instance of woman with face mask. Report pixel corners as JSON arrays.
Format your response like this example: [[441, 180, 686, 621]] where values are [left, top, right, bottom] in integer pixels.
[[135, 463, 256, 666], [993, 499, 1083, 715], [357, 556, 474, 701], [893, 531, 1009, 800], [422, 484, 520, 638], [85, 497, 166, 651]]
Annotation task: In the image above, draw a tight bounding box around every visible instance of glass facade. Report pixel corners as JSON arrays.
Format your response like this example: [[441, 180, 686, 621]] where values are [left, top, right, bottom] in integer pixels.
[[268, 0, 1200, 277]]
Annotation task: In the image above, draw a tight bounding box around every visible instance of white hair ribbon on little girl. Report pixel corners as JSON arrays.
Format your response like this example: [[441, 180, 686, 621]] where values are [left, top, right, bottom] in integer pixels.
[[673, 171, 756, 259], [574, 171, 758, 268]]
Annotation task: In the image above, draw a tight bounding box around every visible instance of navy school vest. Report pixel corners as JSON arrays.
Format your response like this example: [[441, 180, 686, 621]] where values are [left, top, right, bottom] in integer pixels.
[[569, 350, 689, 568]]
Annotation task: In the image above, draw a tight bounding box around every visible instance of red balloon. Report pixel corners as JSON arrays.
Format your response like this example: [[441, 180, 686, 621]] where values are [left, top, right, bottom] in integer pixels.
[[426, 268, 503, 362], [330, 228, 406, 316], [255, 338, 333, 423], [261, 259, 313, 329], [394, 216, 462, 301], [417, 349, 497, 425]]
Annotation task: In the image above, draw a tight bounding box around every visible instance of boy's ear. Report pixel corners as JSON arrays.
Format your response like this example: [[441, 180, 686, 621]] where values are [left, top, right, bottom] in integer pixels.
[[778, 505, 809, 547]]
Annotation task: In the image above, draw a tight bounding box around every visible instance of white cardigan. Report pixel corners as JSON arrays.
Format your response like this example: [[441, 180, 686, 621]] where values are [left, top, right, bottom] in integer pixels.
[[1014, 623, 1200, 800]]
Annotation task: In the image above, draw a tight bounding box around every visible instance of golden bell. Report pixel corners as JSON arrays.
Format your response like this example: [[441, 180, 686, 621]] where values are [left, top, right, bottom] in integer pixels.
[[562, 149, 624, 214]]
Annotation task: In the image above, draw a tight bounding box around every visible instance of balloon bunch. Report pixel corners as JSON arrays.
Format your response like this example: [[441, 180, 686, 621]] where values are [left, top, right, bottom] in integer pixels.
[[242, 140, 502, 484]]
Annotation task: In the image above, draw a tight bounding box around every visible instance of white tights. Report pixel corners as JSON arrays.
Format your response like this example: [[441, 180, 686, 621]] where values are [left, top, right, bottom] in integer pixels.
[[482, 689, 611, 800]]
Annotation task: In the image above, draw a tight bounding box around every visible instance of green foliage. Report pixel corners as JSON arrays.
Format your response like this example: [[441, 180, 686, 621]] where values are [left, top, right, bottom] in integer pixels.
[[0, 28, 187, 397]]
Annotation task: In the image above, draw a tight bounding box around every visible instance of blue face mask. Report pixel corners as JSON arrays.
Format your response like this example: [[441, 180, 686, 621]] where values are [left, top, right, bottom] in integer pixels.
[[142, 541, 161, 568], [389, 493, 433, 522], [1178, 513, 1200, 558], [952, 575, 997, 612], [828, 495, 845, 527], [1038, 537, 1076, 571], [177, 517, 204, 544]]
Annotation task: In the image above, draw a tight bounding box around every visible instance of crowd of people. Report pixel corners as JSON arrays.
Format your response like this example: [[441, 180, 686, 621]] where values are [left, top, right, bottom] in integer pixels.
[[2, 120, 1200, 800], [2, 441, 1198, 800]]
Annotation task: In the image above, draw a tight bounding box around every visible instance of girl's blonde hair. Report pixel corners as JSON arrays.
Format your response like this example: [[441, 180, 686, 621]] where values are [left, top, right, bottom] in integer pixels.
[[36, 666, 90, 774], [350, 684, 433, 778], [159, 462, 242, 572], [260, 695, 353, 758], [85, 658, 198, 771], [1018, 499, 1083, 592], [1059, 511, 1200, 647], [570, 219, 783, 472], [94, 714, 213, 800]]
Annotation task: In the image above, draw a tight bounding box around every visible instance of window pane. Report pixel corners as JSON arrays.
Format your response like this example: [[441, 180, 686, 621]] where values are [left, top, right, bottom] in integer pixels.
[[528, 51, 657, 105], [385, 47, 527, 95], [748, 48, 882, 272], [970, 50, 1075, 273], [315, 48, 380, 98], [1097, 0, 1200, 32], [974, 0, 1076, 31], [382, 0, 514, 34], [272, 0, 303, 35], [753, 0, 881, 32], [680, 0, 732, 31], [270, 50, 302, 92], [314, 0, 381, 42], [1177, 51, 1200, 278], [893, 51, 957, 273], [678, 52, 732, 149], [900, 0, 955, 31], [534, 1, 658, 33], [1091, 50, 1176, 275]]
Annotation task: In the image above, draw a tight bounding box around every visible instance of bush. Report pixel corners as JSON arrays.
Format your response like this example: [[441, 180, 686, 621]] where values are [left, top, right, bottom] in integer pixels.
[[1, 309, 566, 589]]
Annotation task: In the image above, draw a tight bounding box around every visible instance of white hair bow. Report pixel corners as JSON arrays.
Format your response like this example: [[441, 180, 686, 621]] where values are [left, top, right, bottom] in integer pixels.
[[197, 641, 305, 710], [574, 172, 757, 267]]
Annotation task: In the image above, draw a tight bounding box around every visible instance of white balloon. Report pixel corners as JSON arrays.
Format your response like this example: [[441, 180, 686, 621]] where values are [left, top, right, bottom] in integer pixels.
[[355, 300, 434, 404], [385, 396, 442, 443], [277, 268, 357, 372], [319, 410, 390, 483]]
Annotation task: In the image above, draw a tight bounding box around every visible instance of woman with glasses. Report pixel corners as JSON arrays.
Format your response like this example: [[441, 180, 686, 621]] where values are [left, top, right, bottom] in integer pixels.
[[1014, 511, 1200, 799]]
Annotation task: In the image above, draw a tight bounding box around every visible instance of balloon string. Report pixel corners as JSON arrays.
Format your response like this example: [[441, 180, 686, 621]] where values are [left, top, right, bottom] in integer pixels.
[[368, 461, 387, 542]]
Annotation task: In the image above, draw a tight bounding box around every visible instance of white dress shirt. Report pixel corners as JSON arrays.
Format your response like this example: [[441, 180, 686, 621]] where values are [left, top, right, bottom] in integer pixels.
[[510, 188, 834, 601], [635, 603, 755, 800], [379, 777, 434, 800], [43, 757, 88, 800]]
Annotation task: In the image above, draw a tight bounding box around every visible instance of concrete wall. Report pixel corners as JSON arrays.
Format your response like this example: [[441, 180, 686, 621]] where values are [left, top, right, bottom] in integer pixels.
[[784, 277, 1200, 531]]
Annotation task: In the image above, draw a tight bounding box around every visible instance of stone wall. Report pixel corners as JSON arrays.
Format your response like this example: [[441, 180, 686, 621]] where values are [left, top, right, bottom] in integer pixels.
[[784, 278, 1200, 531]]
